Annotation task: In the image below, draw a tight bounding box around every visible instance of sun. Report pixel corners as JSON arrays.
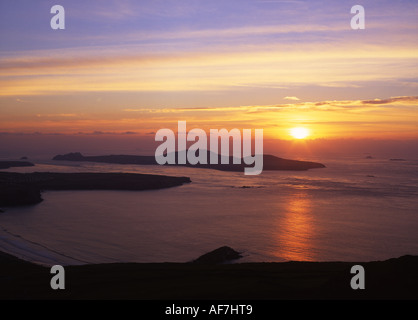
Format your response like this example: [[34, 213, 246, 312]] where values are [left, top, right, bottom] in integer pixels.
[[290, 127, 310, 139]]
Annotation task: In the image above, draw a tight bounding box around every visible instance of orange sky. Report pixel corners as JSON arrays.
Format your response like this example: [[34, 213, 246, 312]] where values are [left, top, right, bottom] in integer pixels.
[[2, 96, 417, 141], [1, 1, 417, 147]]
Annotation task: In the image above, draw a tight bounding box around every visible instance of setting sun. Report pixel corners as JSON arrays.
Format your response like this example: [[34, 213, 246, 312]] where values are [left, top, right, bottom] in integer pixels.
[[290, 127, 310, 139]]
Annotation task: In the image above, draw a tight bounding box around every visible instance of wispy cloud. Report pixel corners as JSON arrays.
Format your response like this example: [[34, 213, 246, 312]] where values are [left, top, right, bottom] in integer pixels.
[[36, 113, 78, 118], [1, 96, 417, 139], [361, 96, 418, 105], [1, 42, 417, 96], [284, 96, 300, 101], [1, 0, 417, 141], [126, 96, 418, 113]]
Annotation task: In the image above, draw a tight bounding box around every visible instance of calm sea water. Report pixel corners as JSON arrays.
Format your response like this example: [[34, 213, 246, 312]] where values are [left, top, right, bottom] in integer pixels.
[[0, 156, 417, 265]]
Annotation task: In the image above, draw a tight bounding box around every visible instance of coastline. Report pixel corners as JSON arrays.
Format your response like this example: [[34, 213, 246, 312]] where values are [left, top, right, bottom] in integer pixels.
[[1, 249, 417, 299]]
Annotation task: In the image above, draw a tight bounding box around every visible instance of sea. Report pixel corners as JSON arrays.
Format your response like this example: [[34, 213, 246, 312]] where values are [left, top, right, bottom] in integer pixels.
[[0, 155, 417, 266]]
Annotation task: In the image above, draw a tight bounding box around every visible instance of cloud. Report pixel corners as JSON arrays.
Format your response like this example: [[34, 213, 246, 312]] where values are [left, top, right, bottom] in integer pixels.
[[123, 96, 418, 115], [284, 96, 300, 101], [124, 106, 253, 113], [16, 98, 31, 103], [36, 113, 78, 118], [2, 95, 417, 139], [361, 96, 418, 105], [2, 20, 418, 97]]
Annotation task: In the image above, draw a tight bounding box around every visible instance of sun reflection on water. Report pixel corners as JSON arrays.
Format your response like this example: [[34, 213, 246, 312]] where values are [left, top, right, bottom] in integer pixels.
[[275, 191, 316, 261]]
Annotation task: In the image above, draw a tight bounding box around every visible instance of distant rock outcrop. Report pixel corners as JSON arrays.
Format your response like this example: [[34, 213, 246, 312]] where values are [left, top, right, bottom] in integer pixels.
[[192, 246, 243, 264], [52, 152, 85, 161]]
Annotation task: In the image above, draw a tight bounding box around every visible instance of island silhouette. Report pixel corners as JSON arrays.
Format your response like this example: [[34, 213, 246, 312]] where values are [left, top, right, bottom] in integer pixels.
[[53, 152, 326, 172], [0, 172, 191, 207]]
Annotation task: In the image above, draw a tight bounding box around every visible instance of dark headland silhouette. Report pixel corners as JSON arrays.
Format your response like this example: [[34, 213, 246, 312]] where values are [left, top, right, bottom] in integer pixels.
[[191, 246, 242, 264], [0, 248, 417, 299], [52, 152, 326, 171], [0, 172, 190, 207], [0, 160, 34, 170]]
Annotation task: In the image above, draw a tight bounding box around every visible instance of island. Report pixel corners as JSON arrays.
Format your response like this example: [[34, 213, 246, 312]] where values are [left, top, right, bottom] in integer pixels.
[[52, 152, 326, 171], [0, 161, 35, 170], [0, 172, 191, 207]]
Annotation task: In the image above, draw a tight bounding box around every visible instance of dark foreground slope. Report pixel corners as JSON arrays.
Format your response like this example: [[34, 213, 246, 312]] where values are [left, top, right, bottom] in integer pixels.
[[53, 152, 326, 171], [0, 172, 191, 206], [0, 250, 417, 300]]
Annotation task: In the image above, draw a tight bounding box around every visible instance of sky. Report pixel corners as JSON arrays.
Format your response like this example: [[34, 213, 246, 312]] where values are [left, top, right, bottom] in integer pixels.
[[0, 0, 417, 158]]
